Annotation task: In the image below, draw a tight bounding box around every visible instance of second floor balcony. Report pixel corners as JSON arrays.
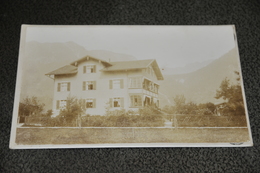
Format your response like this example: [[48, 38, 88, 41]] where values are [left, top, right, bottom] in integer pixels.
[[128, 77, 159, 94]]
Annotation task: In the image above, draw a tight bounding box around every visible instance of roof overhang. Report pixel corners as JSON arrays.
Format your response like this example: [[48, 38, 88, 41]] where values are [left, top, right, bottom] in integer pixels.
[[70, 55, 112, 67], [149, 60, 164, 80], [45, 65, 78, 75]]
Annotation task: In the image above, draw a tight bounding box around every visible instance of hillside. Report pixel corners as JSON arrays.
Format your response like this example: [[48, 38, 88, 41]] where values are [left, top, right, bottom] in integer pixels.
[[158, 48, 241, 108], [161, 59, 215, 75], [20, 41, 136, 111]]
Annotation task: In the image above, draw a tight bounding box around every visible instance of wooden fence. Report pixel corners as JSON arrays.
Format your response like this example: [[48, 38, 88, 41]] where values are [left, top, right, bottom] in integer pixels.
[[22, 114, 247, 127], [167, 114, 247, 127]]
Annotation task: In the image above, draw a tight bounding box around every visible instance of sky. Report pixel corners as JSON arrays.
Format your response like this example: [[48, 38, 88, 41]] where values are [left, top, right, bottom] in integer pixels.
[[25, 25, 236, 68]]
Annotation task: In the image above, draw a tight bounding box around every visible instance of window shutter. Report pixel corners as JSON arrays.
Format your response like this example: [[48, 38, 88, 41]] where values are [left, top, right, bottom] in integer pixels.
[[120, 97, 124, 108], [84, 99, 87, 108], [83, 66, 86, 73], [93, 65, 96, 73], [137, 95, 142, 106], [56, 100, 60, 109], [130, 96, 134, 107], [67, 82, 70, 91], [93, 99, 96, 108], [57, 83, 60, 92], [109, 98, 113, 108], [93, 81, 96, 90], [83, 81, 86, 91], [120, 79, 124, 89], [109, 80, 112, 89]]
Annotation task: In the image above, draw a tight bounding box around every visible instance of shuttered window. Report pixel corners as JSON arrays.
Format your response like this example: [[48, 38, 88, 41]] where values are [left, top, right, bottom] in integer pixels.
[[86, 98, 96, 108], [56, 100, 67, 110], [83, 81, 96, 90], [57, 82, 70, 92], [113, 98, 121, 107], [110, 97, 124, 108], [130, 95, 142, 107], [83, 65, 96, 73]]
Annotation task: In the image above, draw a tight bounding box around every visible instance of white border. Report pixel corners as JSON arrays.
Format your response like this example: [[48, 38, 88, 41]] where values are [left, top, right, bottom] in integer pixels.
[[9, 25, 253, 149]]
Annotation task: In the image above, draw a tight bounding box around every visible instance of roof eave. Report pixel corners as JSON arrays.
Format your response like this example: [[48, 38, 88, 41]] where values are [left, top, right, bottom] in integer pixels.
[[70, 55, 112, 67]]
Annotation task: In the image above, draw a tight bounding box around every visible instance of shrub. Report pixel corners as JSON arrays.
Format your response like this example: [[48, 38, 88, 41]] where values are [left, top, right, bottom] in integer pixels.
[[81, 107, 164, 127]]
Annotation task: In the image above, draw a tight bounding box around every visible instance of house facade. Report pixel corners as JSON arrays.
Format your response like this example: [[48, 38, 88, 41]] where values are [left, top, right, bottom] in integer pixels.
[[46, 56, 164, 116]]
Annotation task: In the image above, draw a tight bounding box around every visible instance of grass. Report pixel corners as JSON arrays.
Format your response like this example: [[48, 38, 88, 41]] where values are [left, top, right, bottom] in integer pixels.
[[15, 127, 250, 145]]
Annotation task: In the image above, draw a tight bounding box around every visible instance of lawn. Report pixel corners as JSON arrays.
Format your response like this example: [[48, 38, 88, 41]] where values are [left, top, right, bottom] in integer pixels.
[[15, 127, 250, 145]]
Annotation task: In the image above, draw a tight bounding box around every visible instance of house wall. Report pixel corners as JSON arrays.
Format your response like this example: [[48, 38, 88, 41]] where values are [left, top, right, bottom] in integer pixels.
[[52, 59, 161, 116]]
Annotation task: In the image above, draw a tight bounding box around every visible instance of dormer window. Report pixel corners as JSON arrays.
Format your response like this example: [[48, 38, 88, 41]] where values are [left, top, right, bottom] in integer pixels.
[[83, 65, 96, 73]]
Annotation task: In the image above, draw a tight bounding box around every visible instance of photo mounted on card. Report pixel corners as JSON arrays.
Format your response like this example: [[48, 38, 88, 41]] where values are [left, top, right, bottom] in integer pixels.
[[10, 25, 253, 148]]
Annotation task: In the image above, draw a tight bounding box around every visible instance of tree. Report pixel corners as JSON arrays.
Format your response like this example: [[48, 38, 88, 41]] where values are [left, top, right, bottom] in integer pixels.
[[58, 96, 86, 126], [42, 109, 53, 117], [215, 71, 245, 116], [197, 102, 216, 115], [173, 94, 186, 114], [184, 101, 198, 115], [18, 96, 45, 116]]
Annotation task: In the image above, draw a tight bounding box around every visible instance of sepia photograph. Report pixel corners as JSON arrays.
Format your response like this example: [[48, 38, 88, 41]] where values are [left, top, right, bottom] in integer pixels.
[[10, 25, 252, 148]]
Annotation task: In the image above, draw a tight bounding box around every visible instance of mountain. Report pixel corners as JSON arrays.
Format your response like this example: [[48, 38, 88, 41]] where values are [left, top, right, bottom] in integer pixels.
[[87, 50, 136, 62], [158, 48, 241, 108], [161, 59, 215, 75], [20, 41, 136, 111]]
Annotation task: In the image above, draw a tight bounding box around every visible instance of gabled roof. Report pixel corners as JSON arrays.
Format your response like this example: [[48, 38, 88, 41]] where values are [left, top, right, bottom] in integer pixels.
[[45, 65, 77, 75], [70, 55, 112, 67], [46, 56, 164, 80], [102, 59, 164, 80]]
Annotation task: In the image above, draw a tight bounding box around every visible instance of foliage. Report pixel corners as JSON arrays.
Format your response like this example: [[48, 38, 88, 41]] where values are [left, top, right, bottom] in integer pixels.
[[47, 97, 86, 127], [197, 102, 216, 115], [19, 96, 45, 116], [81, 107, 164, 127], [215, 71, 245, 116], [41, 109, 53, 117], [173, 94, 186, 114], [163, 95, 216, 116]]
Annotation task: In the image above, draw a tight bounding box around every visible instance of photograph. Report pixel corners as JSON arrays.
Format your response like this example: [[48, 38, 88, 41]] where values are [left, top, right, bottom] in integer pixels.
[[10, 25, 252, 148]]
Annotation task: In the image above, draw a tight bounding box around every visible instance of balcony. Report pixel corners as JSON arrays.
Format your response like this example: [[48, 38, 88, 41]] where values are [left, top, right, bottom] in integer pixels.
[[128, 77, 159, 94]]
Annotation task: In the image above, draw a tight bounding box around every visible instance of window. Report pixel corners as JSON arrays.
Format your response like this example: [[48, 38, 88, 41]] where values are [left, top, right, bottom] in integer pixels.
[[57, 82, 70, 92], [109, 79, 124, 89], [86, 98, 96, 108], [114, 98, 121, 107], [83, 81, 96, 90], [56, 100, 67, 110], [130, 95, 142, 107], [109, 97, 124, 108], [129, 77, 142, 88], [83, 65, 96, 73], [154, 85, 158, 93], [113, 80, 120, 89], [149, 82, 154, 91]]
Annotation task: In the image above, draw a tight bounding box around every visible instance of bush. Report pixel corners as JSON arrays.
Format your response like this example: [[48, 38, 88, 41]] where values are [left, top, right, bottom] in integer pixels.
[[81, 108, 164, 127]]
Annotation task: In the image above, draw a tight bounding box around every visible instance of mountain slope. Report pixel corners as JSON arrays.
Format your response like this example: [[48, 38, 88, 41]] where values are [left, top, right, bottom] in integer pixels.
[[158, 48, 241, 108], [20, 41, 136, 111], [162, 59, 215, 75]]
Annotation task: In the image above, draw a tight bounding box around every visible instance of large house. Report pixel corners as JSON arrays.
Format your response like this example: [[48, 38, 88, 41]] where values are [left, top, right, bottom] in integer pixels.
[[46, 55, 164, 116]]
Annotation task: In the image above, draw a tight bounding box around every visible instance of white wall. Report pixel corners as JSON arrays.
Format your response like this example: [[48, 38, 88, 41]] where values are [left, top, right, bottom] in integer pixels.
[[52, 59, 161, 116]]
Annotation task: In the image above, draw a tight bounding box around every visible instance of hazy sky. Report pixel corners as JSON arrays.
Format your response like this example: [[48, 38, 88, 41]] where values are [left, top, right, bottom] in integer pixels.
[[25, 25, 236, 68]]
